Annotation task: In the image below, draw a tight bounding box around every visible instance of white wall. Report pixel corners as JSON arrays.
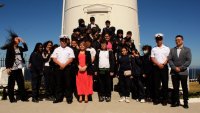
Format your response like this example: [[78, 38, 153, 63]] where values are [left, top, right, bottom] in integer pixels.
[[62, 0, 140, 50]]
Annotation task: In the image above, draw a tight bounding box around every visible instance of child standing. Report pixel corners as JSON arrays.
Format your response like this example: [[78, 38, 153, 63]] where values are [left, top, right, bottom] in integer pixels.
[[94, 41, 115, 102]]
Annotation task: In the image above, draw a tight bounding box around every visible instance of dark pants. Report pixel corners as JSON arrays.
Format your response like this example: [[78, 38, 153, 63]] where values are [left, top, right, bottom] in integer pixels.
[[43, 66, 55, 97], [70, 65, 77, 92], [133, 75, 145, 99], [119, 75, 131, 97], [143, 73, 154, 99], [98, 69, 112, 97], [31, 72, 42, 99], [153, 65, 169, 102], [8, 69, 26, 101], [54, 67, 72, 101], [171, 74, 188, 104]]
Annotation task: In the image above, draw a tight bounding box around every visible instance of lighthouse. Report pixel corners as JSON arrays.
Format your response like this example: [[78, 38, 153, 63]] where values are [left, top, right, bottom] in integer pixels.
[[61, 0, 140, 49]]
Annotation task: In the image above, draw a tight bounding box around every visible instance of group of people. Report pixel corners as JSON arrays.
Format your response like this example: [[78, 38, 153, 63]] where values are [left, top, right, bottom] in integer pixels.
[[1, 17, 191, 109]]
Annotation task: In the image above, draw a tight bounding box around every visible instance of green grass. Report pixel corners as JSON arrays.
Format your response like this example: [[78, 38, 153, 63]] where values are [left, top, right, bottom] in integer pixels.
[[1, 82, 200, 98], [189, 82, 200, 98]]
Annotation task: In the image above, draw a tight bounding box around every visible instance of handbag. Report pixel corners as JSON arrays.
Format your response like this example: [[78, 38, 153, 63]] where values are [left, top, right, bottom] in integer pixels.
[[124, 70, 132, 76]]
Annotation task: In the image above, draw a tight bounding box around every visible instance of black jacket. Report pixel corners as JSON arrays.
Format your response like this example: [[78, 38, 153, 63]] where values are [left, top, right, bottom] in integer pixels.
[[87, 24, 101, 32], [118, 55, 132, 75], [92, 40, 101, 51], [141, 55, 154, 75], [94, 50, 115, 72], [131, 56, 143, 76], [5, 43, 28, 69], [74, 51, 93, 75], [29, 52, 44, 75]]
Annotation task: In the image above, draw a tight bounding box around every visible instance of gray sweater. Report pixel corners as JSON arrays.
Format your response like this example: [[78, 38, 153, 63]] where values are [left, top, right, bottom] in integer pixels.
[[168, 46, 192, 75]]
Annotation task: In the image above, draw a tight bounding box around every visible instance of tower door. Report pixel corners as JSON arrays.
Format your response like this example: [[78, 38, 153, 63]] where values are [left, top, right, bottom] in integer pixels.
[[83, 4, 112, 31], [87, 13, 109, 30]]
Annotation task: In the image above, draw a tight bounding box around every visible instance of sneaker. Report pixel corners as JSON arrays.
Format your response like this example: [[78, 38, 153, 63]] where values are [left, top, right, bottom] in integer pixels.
[[118, 97, 125, 102], [125, 97, 130, 103], [140, 99, 145, 103], [99, 96, 104, 102], [105, 97, 111, 102], [136, 99, 139, 102]]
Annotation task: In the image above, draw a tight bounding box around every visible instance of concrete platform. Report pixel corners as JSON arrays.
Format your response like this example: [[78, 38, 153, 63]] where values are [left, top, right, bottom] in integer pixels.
[[0, 92, 200, 113]]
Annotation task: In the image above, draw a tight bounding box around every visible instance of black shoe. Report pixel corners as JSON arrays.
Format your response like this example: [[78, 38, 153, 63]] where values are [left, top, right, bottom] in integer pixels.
[[99, 96, 104, 102], [105, 97, 111, 102], [146, 98, 152, 102], [171, 102, 180, 107], [67, 99, 73, 104], [38, 97, 43, 101], [53, 99, 63, 103], [32, 98, 39, 103], [45, 96, 54, 101], [183, 104, 189, 109], [50, 96, 56, 101], [162, 101, 167, 106], [153, 100, 160, 105], [10, 99, 17, 103], [21, 98, 29, 102]]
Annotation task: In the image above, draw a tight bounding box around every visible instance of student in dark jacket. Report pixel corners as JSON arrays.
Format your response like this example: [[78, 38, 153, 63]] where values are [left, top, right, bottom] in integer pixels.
[[87, 17, 101, 33], [113, 29, 123, 55], [124, 31, 136, 54], [42, 41, 54, 101], [92, 34, 101, 51], [94, 41, 115, 102], [29, 43, 44, 103], [1, 31, 28, 103], [131, 49, 145, 103], [118, 47, 132, 103], [102, 20, 115, 37], [70, 39, 79, 96], [77, 18, 87, 34], [141, 45, 154, 101]]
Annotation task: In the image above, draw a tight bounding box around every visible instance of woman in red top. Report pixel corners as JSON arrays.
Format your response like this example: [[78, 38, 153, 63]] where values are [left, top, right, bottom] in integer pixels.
[[75, 41, 93, 103]]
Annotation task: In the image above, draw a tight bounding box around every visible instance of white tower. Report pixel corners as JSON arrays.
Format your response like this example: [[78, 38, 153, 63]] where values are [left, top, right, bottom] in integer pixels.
[[62, 0, 140, 49]]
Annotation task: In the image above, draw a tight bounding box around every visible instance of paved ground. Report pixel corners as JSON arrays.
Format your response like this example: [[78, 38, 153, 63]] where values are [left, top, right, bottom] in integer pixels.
[[0, 92, 200, 113]]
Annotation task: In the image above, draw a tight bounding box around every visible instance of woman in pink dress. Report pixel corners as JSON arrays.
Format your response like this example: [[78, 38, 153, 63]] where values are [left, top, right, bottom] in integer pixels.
[[75, 41, 93, 103]]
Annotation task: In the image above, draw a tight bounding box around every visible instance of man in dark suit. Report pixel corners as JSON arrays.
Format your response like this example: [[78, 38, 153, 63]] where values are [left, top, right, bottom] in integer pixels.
[[168, 35, 192, 109]]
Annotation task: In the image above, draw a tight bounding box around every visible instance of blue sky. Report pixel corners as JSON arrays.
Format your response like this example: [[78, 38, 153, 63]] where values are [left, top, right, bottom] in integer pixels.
[[0, 0, 200, 67]]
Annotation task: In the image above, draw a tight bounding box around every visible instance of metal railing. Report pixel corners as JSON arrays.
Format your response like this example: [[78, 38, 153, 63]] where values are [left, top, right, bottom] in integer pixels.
[[0, 56, 199, 81]]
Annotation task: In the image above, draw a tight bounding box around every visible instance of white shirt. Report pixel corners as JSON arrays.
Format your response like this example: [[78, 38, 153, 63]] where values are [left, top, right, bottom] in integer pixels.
[[99, 51, 110, 68], [91, 24, 97, 29], [12, 48, 23, 70], [176, 45, 183, 58], [86, 47, 96, 58], [42, 53, 50, 66], [177, 48, 181, 58], [151, 44, 170, 64], [51, 46, 75, 64]]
